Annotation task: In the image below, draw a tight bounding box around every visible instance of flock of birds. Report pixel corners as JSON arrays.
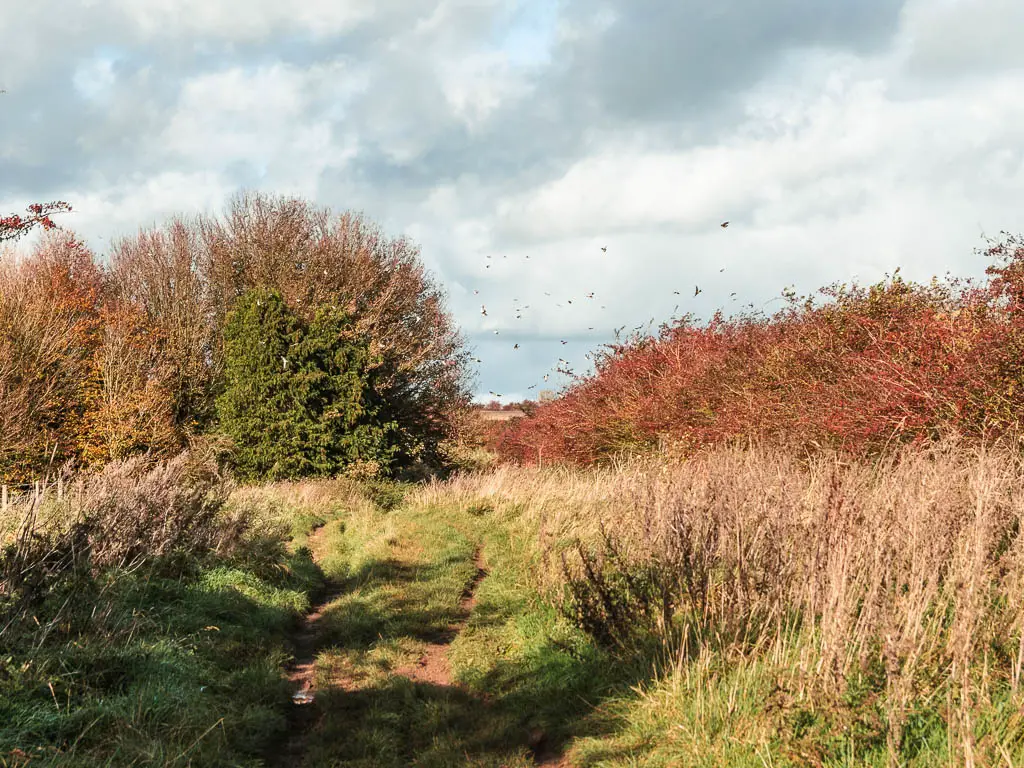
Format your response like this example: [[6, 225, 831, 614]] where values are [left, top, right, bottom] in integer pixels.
[[480, 221, 732, 399]]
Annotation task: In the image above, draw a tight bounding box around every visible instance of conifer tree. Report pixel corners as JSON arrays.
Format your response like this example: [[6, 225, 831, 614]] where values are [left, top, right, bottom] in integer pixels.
[[296, 303, 399, 472], [217, 289, 398, 480], [216, 288, 315, 480]]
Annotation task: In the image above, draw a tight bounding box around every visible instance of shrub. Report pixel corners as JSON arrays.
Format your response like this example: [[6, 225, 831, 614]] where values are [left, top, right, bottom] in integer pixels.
[[200, 191, 471, 468], [0, 445, 232, 637], [498, 235, 1024, 465], [79, 447, 229, 571]]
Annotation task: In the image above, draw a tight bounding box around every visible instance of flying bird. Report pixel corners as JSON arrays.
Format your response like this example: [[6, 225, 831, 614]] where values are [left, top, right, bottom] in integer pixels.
[[481, 305, 487, 316], [513, 343, 519, 349], [560, 340, 568, 345], [473, 289, 479, 294], [528, 384, 537, 389], [673, 291, 681, 295], [694, 286, 702, 296], [600, 246, 607, 252], [720, 221, 729, 228]]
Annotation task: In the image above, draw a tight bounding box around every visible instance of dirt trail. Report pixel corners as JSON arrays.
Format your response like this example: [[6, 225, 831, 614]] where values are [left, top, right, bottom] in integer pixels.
[[392, 547, 488, 687], [270, 526, 342, 767], [389, 547, 570, 767], [273, 533, 572, 767]]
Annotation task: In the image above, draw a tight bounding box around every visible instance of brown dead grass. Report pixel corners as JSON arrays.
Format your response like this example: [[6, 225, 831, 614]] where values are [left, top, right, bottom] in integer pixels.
[[417, 433, 1024, 761]]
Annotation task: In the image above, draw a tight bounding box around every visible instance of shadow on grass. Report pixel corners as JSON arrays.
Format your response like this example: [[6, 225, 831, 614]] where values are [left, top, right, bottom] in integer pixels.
[[300, 638, 653, 767], [317, 556, 477, 648], [296, 549, 659, 767], [0, 548, 324, 767]]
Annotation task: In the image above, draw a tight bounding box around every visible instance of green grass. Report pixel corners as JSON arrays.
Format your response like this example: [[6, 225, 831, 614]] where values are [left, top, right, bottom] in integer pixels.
[[291, 490, 641, 767], [286, 475, 1024, 768], [0, 556, 321, 767], [14, 469, 1014, 767], [0, 483, 343, 768]]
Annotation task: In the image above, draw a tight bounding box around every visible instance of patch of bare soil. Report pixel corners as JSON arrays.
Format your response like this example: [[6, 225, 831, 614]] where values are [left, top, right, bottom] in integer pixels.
[[389, 549, 572, 766], [392, 547, 488, 687], [269, 525, 343, 767]]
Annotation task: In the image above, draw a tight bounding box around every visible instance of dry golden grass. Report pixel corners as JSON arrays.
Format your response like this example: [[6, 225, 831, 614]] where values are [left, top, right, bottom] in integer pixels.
[[416, 435, 1024, 762]]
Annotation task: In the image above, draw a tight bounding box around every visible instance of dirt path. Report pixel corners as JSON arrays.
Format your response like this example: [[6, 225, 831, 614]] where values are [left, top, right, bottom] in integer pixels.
[[392, 546, 487, 687], [270, 526, 342, 767], [271, 518, 573, 767]]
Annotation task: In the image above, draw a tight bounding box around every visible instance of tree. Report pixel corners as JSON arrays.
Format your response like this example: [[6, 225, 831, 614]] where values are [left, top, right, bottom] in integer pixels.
[[0, 233, 102, 480], [200, 191, 471, 468], [296, 303, 400, 472], [108, 219, 217, 437], [80, 300, 178, 464], [216, 289, 397, 481], [0, 201, 72, 243], [216, 289, 313, 480]]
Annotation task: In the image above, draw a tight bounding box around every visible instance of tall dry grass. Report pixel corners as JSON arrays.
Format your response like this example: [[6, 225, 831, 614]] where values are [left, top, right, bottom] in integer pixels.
[[0, 445, 246, 639], [419, 434, 1024, 761]]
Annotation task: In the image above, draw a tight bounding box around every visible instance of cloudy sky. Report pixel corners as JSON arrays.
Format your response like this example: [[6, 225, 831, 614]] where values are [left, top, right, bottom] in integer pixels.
[[2, 0, 1023, 403]]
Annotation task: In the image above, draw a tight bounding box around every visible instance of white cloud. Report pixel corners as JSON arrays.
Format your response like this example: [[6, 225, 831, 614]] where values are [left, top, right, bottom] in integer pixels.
[[160, 62, 363, 190], [4, 0, 1024, 401], [109, 0, 376, 42], [901, 0, 1024, 78]]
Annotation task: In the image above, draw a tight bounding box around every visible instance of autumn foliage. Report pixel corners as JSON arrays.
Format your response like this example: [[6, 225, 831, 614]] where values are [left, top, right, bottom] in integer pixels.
[[0, 192, 470, 482], [498, 233, 1024, 464]]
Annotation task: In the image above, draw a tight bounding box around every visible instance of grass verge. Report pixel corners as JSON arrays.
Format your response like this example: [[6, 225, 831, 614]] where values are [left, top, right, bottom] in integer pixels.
[[0, 472, 381, 767]]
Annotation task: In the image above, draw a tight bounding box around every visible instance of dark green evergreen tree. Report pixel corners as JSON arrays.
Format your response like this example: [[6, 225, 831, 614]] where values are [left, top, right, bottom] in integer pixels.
[[296, 304, 400, 472], [216, 288, 315, 480], [217, 289, 399, 481]]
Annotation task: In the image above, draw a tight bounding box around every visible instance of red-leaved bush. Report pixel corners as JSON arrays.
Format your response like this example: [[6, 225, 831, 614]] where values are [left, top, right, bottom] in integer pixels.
[[498, 233, 1024, 464]]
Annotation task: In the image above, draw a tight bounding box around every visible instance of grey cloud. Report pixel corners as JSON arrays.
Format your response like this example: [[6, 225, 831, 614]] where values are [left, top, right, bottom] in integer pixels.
[[8, 0, 1019, 405], [3, 0, 907, 209], [548, 0, 906, 124], [903, 0, 1024, 80], [319, 0, 910, 217]]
